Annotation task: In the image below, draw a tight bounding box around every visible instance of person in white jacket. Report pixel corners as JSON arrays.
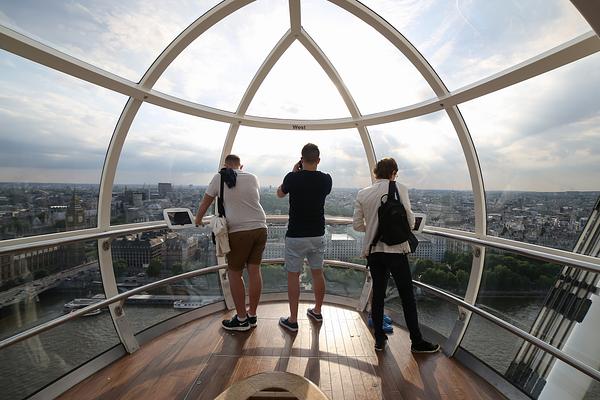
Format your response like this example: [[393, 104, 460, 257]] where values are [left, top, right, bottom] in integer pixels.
[[195, 154, 267, 332], [353, 157, 439, 353]]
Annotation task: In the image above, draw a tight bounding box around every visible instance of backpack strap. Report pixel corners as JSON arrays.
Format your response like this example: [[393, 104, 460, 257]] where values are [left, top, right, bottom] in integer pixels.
[[217, 171, 226, 217]]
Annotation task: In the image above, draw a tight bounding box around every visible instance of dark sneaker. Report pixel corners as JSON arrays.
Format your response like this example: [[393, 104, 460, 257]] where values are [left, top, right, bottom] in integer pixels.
[[222, 315, 250, 332], [307, 308, 323, 322], [375, 336, 388, 352], [411, 340, 440, 353], [279, 317, 299, 332], [247, 314, 257, 327]]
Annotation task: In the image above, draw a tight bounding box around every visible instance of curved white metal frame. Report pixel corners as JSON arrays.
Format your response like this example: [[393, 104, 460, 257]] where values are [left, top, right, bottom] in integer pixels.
[[0, 0, 599, 384]]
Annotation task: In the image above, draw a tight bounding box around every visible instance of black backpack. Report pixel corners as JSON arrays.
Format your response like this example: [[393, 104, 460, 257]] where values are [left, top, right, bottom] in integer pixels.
[[368, 181, 417, 256]]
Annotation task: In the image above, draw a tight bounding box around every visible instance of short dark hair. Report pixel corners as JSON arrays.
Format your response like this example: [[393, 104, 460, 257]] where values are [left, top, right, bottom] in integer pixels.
[[301, 143, 320, 163], [224, 154, 241, 167], [373, 157, 398, 179]]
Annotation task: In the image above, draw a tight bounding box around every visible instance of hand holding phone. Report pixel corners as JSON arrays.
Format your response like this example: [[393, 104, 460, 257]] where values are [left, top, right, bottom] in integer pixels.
[[293, 159, 303, 172]]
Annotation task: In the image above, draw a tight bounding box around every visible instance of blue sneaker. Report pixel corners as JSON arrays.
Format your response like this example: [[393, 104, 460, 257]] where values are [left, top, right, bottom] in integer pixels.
[[383, 314, 393, 324], [383, 322, 394, 333]]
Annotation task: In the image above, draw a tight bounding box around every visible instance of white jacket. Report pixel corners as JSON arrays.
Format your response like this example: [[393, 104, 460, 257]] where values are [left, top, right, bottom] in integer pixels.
[[353, 179, 415, 257]]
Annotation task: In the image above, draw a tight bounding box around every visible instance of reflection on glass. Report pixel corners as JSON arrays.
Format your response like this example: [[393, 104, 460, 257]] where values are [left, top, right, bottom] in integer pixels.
[[0, 240, 100, 341], [0, 317, 119, 400], [111, 103, 228, 225], [111, 227, 222, 334], [0, 238, 116, 400], [362, 0, 591, 89], [370, 112, 475, 231]]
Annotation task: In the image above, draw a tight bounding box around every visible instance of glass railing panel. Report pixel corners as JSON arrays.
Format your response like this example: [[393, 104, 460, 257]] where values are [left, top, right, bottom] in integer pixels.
[[0, 240, 101, 341], [382, 237, 472, 337], [0, 312, 119, 400], [387, 292, 459, 339], [111, 227, 223, 334]]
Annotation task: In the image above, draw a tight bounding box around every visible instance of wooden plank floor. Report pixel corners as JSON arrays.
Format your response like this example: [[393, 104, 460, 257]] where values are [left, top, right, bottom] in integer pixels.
[[59, 302, 505, 400]]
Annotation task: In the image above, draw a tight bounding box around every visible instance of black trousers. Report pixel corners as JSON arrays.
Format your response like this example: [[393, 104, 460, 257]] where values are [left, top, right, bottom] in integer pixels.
[[368, 252, 423, 343]]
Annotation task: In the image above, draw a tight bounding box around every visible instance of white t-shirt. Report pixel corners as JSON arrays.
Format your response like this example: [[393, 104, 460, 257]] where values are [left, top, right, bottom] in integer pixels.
[[206, 170, 267, 233], [353, 179, 415, 256]]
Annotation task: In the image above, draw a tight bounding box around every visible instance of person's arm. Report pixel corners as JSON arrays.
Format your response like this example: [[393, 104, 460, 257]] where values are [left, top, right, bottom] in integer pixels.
[[352, 197, 366, 232], [277, 171, 294, 198], [397, 183, 416, 229], [195, 194, 215, 226]]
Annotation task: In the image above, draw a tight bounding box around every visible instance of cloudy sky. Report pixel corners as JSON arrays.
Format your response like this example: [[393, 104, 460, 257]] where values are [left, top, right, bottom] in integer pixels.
[[0, 0, 598, 191]]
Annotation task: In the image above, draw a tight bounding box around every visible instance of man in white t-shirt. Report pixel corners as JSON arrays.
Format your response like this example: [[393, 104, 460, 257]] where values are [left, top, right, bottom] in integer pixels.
[[195, 154, 267, 331]]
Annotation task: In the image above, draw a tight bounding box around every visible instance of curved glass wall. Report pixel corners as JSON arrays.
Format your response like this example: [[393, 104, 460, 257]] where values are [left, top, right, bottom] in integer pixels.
[[301, 0, 436, 114], [111, 103, 228, 225], [111, 228, 223, 334], [462, 246, 600, 397], [245, 41, 353, 119], [363, 0, 592, 89], [0, 240, 117, 400], [0, 0, 221, 81], [370, 112, 475, 231], [0, 51, 126, 239], [154, 0, 289, 111], [461, 52, 600, 251]]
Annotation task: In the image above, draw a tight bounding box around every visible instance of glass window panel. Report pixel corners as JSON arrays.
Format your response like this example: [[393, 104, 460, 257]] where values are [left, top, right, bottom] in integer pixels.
[[231, 126, 372, 203], [154, 0, 289, 111], [362, 0, 591, 89], [460, 53, 600, 251], [302, 0, 436, 115], [463, 314, 600, 398], [0, 240, 101, 341], [370, 111, 475, 231], [111, 227, 223, 334], [245, 42, 352, 119], [387, 291, 458, 338], [0, 0, 221, 81], [464, 247, 599, 397], [0, 52, 126, 239], [111, 104, 228, 225], [0, 239, 117, 399], [0, 316, 119, 400]]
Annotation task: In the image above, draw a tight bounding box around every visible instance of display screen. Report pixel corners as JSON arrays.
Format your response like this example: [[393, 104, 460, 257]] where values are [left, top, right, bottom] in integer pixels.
[[414, 216, 423, 231], [167, 211, 193, 226]]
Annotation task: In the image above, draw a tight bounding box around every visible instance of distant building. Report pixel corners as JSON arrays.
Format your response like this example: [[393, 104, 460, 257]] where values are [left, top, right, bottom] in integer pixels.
[[327, 233, 362, 262], [112, 233, 166, 273], [158, 183, 173, 198], [66, 192, 86, 231]]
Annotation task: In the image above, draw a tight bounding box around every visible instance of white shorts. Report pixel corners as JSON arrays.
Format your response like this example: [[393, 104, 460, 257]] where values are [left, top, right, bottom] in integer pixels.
[[284, 236, 325, 273]]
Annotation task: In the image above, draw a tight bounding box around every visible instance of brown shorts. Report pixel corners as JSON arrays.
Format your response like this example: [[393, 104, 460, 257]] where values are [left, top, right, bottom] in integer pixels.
[[226, 227, 267, 271]]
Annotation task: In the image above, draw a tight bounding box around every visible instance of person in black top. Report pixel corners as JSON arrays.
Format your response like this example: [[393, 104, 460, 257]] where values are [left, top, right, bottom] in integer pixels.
[[276, 143, 332, 332]]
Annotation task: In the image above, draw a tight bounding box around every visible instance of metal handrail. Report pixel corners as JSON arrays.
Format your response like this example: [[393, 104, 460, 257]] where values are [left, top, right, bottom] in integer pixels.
[[1, 256, 598, 383], [0, 264, 225, 351], [412, 280, 600, 382], [1, 215, 598, 274]]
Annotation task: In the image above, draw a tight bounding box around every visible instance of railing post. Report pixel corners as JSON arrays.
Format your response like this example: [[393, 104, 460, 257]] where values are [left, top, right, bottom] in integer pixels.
[[443, 244, 486, 356], [357, 271, 372, 312], [218, 256, 235, 310], [98, 238, 139, 354]]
